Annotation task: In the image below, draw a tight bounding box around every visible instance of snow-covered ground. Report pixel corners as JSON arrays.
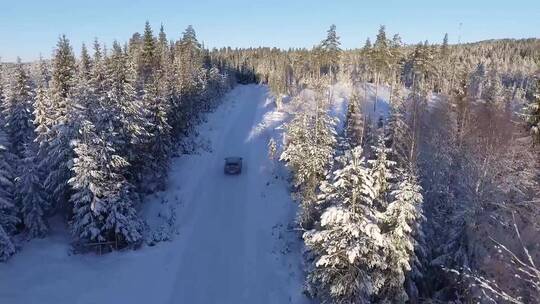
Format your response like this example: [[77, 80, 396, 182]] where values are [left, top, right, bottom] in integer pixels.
[[0, 84, 309, 304]]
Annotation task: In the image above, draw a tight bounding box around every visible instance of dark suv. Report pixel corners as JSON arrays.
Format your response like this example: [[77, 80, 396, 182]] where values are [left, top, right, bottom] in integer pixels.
[[224, 157, 243, 175]]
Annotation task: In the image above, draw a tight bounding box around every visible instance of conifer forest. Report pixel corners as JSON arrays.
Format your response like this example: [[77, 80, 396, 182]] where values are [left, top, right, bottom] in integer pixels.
[[0, 7, 539, 304]]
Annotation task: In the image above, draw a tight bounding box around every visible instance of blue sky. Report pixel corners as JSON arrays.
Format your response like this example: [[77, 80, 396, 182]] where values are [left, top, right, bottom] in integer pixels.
[[1, 0, 538, 61]]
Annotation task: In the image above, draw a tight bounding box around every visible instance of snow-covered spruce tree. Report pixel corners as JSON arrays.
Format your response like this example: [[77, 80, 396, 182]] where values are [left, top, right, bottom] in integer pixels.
[[80, 43, 92, 81], [41, 35, 78, 214], [103, 41, 150, 166], [280, 94, 337, 228], [483, 64, 504, 107], [304, 146, 386, 303], [17, 142, 48, 238], [368, 136, 396, 211], [378, 169, 424, 303], [70, 120, 143, 247], [318, 24, 341, 79], [280, 112, 310, 172], [205, 66, 228, 106], [468, 63, 486, 100], [34, 57, 53, 153], [138, 21, 159, 87], [385, 89, 412, 165], [371, 25, 391, 111], [139, 79, 172, 193], [344, 90, 364, 147], [0, 127, 18, 261], [280, 112, 318, 226], [72, 43, 94, 119], [87, 39, 107, 118], [4, 58, 35, 157], [173, 25, 204, 127], [0, 225, 15, 262]]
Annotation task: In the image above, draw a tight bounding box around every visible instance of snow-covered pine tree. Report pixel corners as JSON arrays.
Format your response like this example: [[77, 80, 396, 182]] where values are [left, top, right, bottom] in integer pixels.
[[0, 127, 17, 261], [18, 142, 48, 238], [369, 136, 396, 211], [174, 25, 203, 97], [468, 63, 486, 100], [103, 41, 149, 160], [80, 43, 92, 81], [34, 57, 53, 152], [378, 169, 425, 303], [72, 57, 93, 126], [70, 120, 143, 247], [281, 94, 337, 228], [344, 90, 364, 147], [155, 25, 176, 118], [385, 88, 412, 165], [139, 79, 172, 193], [42, 35, 78, 214], [205, 66, 227, 106], [372, 25, 392, 111], [174, 26, 206, 130], [483, 64, 504, 107], [304, 146, 385, 303], [138, 21, 158, 87], [319, 24, 341, 80], [0, 225, 15, 262], [88, 39, 107, 117], [281, 112, 311, 186], [69, 120, 107, 245], [4, 58, 35, 157]]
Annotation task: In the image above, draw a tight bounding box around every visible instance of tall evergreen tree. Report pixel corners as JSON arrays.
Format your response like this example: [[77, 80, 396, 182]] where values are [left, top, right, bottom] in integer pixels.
[[385, 91, 412, 164], [34, 57, 53, 151], [319, 24, 341, 78], [304, 146, 385, 303], [18, 143, 48, 238], [104, 41, 149, 163], [0, 127, 17, 261], [441, 33, 450, 58], [483, 64, 504, 107], [281, 93, 337, 228], [42, 35, 78, 213], [70, 120, 143, 247], [80, 43, 92, 81], [139, 21, 158, 86], [372, 25, 392, 111], [139, 79, 172, 193], [4, 58, 35, 157], [369, 137, 396, 210], [379, 170, 424, 303], [175, 25, 203, 97], [344, 91, 364, 147]]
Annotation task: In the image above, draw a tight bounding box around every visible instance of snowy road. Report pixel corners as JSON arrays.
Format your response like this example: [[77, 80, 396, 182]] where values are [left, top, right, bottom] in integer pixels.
[[0, 84, 308, 304], [167, 84, 307, 303]]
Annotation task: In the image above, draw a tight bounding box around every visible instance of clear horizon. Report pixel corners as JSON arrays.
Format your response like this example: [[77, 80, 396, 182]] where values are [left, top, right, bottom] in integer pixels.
[[1, 0, 539, 62]]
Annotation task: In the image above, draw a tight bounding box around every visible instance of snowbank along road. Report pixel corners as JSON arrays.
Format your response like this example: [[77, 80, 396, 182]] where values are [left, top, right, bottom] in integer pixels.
[[0, 84, 309, 304]]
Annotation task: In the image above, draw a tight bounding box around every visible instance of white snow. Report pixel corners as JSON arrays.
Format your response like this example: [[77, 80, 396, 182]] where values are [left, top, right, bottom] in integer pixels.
[[0, 84, 309, 304]]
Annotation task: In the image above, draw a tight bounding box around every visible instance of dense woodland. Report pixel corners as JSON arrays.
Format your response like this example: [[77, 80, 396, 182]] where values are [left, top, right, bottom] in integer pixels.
[[213, 26, 539, 303], [0, 22, 234, 256], [1, 22, 539, 303]]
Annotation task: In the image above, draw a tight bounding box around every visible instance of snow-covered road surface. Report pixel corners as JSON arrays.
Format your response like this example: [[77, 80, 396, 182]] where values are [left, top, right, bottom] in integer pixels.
[[0, 84, 309, 304]]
